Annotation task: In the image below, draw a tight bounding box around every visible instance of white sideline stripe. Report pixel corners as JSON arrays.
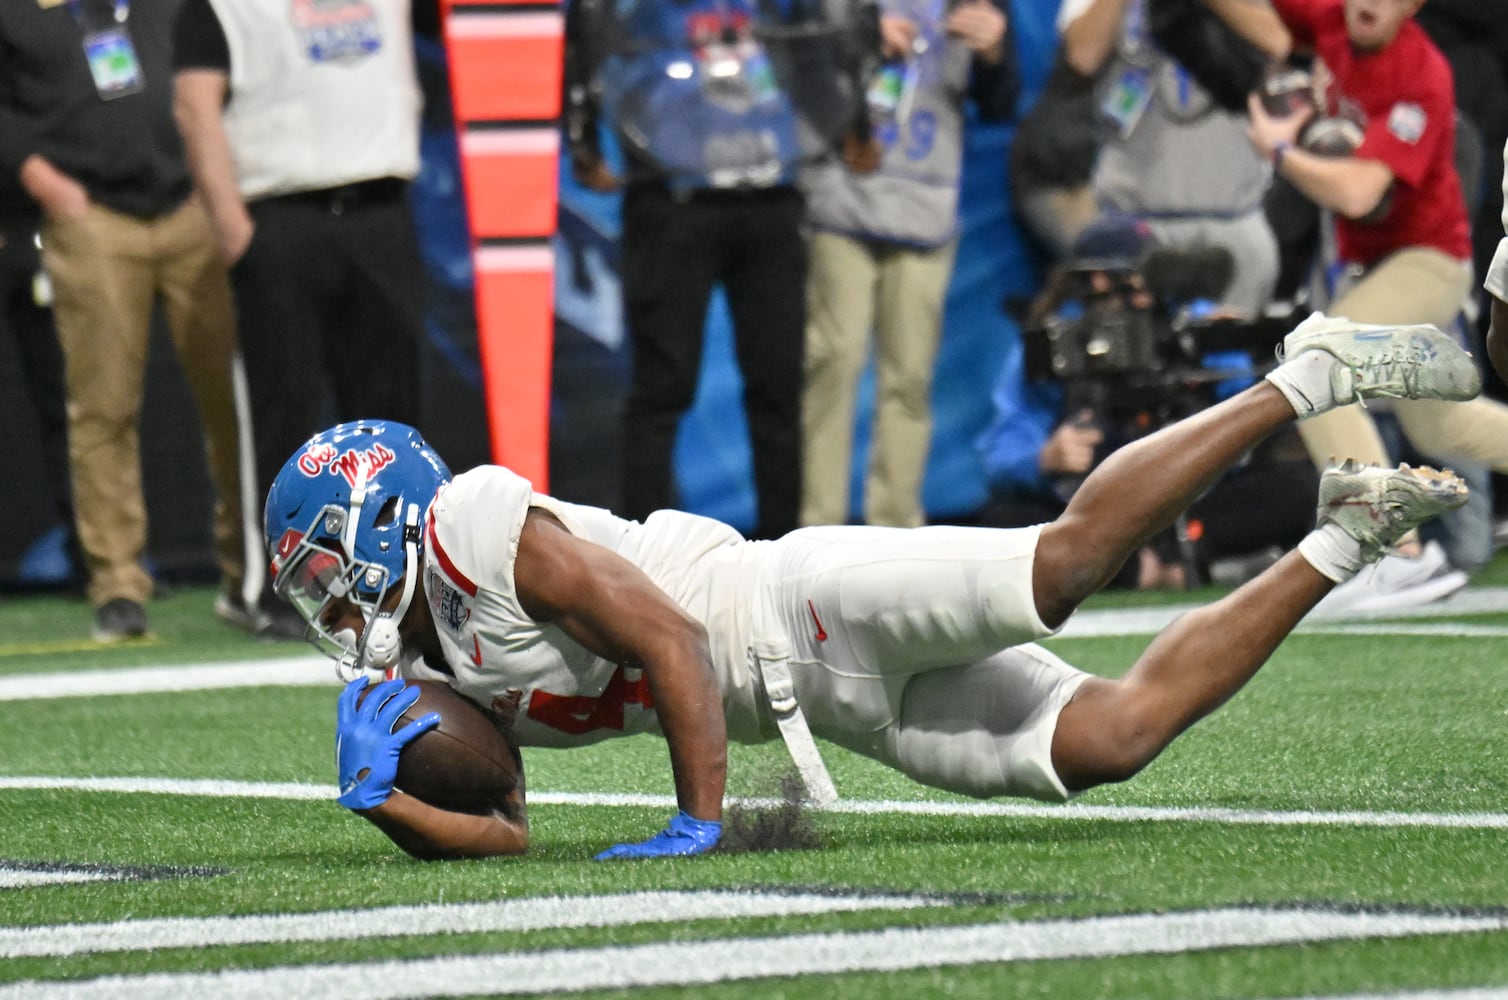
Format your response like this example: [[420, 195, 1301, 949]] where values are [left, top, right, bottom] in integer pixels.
[[1058, 586, 1508, 638], [3, 908, 1505, 999], [0, 890, 944, 959], [0, 658, 336, 701], [5, 777, 1508, 830]]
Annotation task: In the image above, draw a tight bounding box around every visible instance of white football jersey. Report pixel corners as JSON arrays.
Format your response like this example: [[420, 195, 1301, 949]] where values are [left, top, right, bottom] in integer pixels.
[[397, 468, 1085, 802], [404, 466, 772, 747]]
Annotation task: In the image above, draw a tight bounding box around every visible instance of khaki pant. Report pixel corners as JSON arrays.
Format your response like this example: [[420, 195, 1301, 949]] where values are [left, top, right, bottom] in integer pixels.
[[41, 199, 244, 607], [1298, 246, 1508, 473], [801, 231, 955, 528]]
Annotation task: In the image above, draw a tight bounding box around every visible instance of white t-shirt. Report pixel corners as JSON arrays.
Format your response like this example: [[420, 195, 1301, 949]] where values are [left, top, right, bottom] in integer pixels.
[[207, 0, 421, 198]]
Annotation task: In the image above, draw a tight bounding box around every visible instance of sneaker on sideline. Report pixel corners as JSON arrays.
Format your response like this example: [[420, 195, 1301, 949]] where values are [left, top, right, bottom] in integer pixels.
[[1312, 540, 1469, 616], [92, 598, 148, 644], [214, 588, 308, 641], [1208, 546, 1285, 587]]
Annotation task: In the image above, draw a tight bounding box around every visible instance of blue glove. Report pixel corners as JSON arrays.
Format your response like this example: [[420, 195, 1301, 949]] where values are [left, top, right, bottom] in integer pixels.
[[594, 811, 723, 860], [334, 677, 439, 811]]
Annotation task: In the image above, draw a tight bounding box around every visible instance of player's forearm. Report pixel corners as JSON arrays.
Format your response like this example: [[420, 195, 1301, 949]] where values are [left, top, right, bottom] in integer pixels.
[[646, 630, 728, 823], [1489, 297, 1508, 386], [362, 790, 529, 860]]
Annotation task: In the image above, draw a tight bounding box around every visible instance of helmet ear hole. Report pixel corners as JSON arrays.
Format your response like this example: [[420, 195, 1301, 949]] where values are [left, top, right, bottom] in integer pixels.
[[374, 496, 400, 527]]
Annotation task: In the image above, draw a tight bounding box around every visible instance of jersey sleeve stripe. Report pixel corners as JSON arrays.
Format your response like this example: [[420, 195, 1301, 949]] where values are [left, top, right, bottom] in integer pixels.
[[426, 511, 480, 596]]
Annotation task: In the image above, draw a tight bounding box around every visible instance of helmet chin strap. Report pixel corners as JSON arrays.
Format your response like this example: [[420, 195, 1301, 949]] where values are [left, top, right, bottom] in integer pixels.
[[354, 502, 423, 674]]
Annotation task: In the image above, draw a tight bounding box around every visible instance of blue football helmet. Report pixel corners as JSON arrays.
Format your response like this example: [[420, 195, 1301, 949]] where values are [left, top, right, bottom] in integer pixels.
[[264, 420, 452, 681]]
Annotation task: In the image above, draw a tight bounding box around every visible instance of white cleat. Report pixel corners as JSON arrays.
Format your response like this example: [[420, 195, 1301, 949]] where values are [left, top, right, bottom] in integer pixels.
[[1316, 459, 1470, 561], [1272, 312, 1481, 416]]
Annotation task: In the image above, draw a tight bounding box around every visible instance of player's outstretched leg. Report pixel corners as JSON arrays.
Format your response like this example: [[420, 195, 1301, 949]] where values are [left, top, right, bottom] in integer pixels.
[[1046, 460, 1468, 792], [1264, 311, 1481, 417], [1030, 313, 1481, 628]]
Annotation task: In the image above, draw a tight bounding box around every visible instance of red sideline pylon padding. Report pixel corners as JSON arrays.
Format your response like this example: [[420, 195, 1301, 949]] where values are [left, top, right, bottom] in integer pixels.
[[442, 0, 561, 489]]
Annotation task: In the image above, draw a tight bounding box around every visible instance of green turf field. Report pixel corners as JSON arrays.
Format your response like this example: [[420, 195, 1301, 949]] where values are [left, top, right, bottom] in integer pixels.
[[2, 558, 1507, 999]]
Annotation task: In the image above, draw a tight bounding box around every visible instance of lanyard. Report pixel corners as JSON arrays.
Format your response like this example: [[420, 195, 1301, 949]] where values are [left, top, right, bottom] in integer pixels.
[[65, 0, 131, 27]]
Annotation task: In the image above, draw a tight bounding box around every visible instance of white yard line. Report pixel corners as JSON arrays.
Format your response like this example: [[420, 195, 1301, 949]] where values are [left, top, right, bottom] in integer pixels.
[[0, 890, 946, 959], [2, 908, 1505, 999], [0, 658, 336, 701], [3, 776, 1507, 831], [3, 599, 1506, 841]]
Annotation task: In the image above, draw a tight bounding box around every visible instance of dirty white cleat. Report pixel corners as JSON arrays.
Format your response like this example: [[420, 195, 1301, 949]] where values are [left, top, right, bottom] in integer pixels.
[[1265, 312, 1481, 418], [1316, 459, 1470, 561]]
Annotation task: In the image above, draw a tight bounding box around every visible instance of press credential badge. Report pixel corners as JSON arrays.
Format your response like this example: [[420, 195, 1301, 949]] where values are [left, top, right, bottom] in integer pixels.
[[73, 0, 144, 99]]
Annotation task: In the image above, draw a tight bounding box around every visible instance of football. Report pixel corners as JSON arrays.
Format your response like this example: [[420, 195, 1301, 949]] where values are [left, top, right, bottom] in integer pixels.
[[358, 679, 520, 815]]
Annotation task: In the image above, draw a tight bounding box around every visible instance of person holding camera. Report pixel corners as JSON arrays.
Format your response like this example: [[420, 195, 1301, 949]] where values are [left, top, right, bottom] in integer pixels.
[[977, 230, 1318, 590], [799, 0, 1018, 530], [1203, 0, 1508, 609], [1056, 0, 1280, 317], [563, 0, 850, 541]]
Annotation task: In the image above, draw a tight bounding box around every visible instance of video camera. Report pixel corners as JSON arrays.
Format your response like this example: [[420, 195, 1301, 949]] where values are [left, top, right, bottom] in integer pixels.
[[1020, 250, 1292, 426], [1013, 249, 1300, 585], [1024, 261, 1166, 384]]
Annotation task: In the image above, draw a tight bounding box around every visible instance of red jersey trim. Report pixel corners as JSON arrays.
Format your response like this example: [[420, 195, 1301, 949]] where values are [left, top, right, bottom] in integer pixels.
[[426, 510, 479, 596]]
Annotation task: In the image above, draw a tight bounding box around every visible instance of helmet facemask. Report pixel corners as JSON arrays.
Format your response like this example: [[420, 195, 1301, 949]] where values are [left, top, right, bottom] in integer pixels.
[[273, 463, 424, 682], [265, 420, 451, 682]]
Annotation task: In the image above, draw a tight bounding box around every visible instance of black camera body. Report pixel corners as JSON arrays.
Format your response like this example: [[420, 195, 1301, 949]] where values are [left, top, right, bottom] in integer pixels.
[[1020, 255, 1287, 427], [1022, 260, 1185, 393], [1026, 262, 1171, 383]]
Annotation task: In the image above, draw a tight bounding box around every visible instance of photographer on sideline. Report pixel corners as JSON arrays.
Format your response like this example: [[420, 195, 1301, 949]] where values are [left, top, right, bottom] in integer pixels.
[[1197, 0, 1505, 609], [977, 222, 1317, 589]]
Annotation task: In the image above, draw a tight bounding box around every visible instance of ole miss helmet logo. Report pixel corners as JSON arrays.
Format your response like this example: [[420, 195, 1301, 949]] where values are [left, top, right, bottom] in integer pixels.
[[297, 442, 397, 487]]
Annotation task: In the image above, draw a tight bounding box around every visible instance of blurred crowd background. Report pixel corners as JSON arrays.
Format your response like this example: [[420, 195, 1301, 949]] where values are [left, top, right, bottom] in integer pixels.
[[0, 0, 1504, 606]]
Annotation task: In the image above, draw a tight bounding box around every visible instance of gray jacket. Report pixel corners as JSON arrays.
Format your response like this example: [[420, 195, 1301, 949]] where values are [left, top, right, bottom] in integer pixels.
[[801, 0, 1016, 248]]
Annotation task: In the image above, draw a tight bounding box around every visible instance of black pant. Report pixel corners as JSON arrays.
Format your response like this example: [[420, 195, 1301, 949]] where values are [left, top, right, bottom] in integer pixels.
[[619, 182, 806, 539], [234, 180, 425, 544], [0, 222, 73, 533]]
